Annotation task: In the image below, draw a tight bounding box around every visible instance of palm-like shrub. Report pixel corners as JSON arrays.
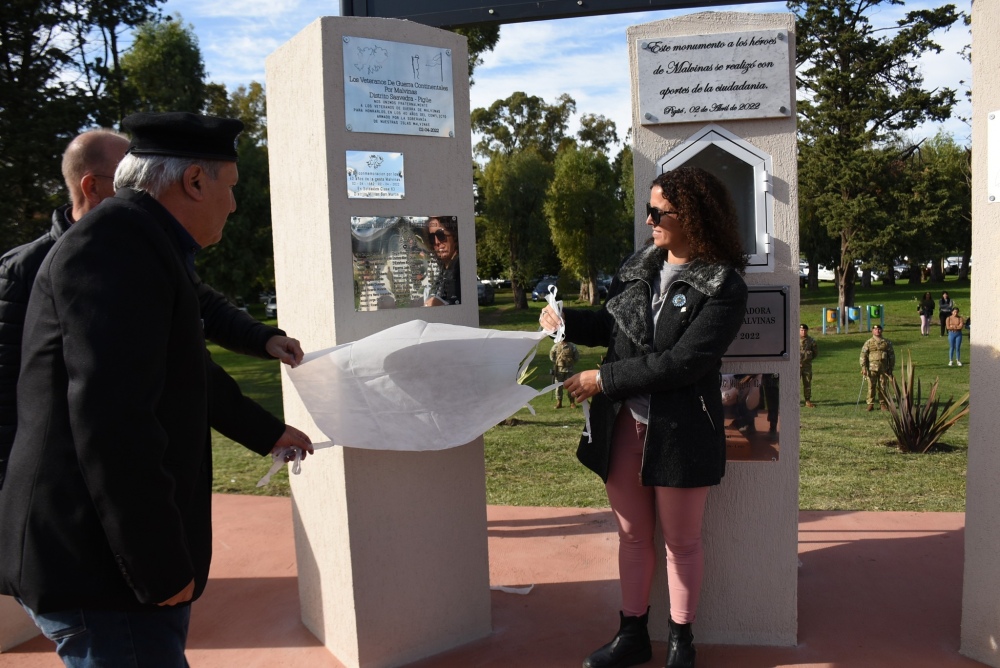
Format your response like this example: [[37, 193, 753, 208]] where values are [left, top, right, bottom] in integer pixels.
[[884, 350, 969, 453]]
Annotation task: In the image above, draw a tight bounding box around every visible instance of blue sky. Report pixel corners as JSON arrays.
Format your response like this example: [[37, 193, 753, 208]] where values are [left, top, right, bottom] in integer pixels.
[[157, 0, 973, 147]]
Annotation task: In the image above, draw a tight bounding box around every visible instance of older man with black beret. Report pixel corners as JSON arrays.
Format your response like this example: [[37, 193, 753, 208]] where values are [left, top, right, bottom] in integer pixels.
[[0, 112, 309, 666]]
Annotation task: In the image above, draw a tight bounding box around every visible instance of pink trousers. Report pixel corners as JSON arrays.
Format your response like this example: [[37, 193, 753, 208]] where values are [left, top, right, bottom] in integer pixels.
[[605, 409, 710, 624]]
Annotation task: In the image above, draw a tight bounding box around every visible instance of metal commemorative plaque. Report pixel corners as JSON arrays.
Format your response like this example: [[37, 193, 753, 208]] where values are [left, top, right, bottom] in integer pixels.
[[723, 285, 788, 360], [346, 151, 405, 199], [343, 36, 455, 138]]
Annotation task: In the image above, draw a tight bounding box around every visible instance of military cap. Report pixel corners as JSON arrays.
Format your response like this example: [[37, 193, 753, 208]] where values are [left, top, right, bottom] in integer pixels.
[[122, 112, 244, 161]]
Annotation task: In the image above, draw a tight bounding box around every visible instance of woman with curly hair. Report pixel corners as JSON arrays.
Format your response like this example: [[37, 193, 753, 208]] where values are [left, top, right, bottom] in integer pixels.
[[540, 166, 748, 668]]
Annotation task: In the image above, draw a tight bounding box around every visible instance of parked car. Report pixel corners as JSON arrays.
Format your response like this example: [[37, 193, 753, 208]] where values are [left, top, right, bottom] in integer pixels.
[[531, 276, 559, 301], [264, 296, 277, 319], [816, 265, 836, 282], [477, 277, 495, 305]]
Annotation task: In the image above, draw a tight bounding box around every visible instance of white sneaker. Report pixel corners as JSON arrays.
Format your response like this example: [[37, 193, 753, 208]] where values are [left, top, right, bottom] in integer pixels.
[[957, 360, 963, 367], [948, 361, 953, 366]]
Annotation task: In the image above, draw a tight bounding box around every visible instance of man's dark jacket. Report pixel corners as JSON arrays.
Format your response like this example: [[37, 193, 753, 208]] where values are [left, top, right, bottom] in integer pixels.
[[562, 244, 748, 488], [0, 205, 285, 489], [0, 190, 275, 613], [0, 207, 72, 486]]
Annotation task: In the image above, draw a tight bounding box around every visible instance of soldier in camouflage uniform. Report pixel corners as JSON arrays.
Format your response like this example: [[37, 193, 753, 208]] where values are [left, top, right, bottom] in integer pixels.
[[860, 324, 895, 411], [550, 340, 580, 408], [800, 324, 818, 408]]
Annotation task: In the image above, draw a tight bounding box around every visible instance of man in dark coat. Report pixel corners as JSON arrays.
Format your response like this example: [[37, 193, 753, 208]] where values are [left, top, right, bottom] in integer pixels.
[[0, 112, 306, 665], [0, 129, 309, 489]]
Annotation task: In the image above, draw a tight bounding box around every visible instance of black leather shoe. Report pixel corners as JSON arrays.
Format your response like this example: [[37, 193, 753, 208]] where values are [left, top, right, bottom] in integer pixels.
[[582, 609, 652, 668], [665, 618, 696, 667]]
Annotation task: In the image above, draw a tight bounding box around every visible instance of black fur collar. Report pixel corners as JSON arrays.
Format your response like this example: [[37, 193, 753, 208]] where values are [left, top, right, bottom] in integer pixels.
[[605, 245, 731, 348]]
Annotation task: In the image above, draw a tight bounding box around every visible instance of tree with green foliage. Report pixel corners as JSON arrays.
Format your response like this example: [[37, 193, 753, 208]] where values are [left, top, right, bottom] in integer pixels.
[[791, 0, 960, 321], [577, 113, 619, 153], [119, 15, 206, 113], [544, 145, 623, 305], [1, 1, 84, 250], [473, 92, 577, 307], [902, 133, 971, 282], [62, 0, 163, 125], [0, 0, 162, 252], [197, 82, 274, 301], [472, 91, 576, 161], [478, 148, 554, 308], [450, 24, 500, 86]]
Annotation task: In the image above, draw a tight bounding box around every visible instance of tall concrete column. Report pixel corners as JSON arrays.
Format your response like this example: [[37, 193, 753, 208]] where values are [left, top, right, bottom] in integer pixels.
[[961, 2, 1000, 665], [266, 17, 490, 667], [628, 12, 799, 645]]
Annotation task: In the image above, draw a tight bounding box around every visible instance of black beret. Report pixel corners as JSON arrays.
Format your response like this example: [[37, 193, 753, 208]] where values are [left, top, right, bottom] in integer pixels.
[[122, 112, 244, 161]]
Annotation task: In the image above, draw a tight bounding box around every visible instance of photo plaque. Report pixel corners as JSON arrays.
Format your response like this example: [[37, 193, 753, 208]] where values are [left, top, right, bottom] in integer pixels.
[[724, 286, 789, 360], [343, 36, 455, 137], [636, 29, 792, 125], [722, 373, 780, 462], [352, 215, 462, 311]]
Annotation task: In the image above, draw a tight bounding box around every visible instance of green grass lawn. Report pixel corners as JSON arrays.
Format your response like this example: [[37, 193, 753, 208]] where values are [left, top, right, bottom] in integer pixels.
[[212, 279, 972, 511]]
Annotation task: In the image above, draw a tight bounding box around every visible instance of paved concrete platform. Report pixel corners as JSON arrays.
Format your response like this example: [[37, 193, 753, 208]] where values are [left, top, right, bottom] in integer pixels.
[[2, 494, 984, 667]]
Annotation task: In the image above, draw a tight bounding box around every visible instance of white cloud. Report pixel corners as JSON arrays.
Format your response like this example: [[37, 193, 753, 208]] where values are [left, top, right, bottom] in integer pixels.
[[156, 0, 971, 145]]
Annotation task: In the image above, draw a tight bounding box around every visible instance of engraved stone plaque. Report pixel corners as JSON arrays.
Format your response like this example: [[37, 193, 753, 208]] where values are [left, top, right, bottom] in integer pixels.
[[724, 286, 789, 359], [343, 36, 455, 137], [636, 29, 792, 125]]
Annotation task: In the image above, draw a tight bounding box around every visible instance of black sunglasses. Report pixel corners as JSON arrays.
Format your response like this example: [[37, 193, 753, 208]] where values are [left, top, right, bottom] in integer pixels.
[[429, 229, 453, 243], [646, 203, 679, 225]]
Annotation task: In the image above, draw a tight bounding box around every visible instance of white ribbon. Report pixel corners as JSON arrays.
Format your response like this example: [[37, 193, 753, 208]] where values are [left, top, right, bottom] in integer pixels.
[[540, 286, 593, 442], [541, 284, 566, 343]]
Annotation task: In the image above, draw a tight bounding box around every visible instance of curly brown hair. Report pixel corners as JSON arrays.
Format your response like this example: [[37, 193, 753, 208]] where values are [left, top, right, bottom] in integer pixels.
[[651, 167, 747, 272]]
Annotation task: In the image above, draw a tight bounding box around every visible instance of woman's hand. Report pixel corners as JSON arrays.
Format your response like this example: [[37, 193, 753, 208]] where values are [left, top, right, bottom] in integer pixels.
[[562, 369, 602, 403], [539, 305, 563, 332]]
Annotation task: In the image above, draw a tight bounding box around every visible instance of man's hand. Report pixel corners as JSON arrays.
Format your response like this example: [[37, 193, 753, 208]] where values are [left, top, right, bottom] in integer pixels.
[[271, 425, 313, 460], [265, 335, 304, 368], [158, 579, 195, 606]]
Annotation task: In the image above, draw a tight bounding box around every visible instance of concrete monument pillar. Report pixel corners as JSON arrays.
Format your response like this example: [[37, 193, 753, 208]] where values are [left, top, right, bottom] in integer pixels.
[[961, 2, 1000, 665], [265, 17, 489, 667], [628, 12, 799, 645]]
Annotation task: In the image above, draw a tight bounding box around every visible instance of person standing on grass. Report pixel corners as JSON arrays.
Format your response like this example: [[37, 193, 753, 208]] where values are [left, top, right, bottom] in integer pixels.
[[800, 324, 818, 408], [938, 291, 955, 337], [918, 291, 934, 336], [540, 167, 747, 668], [0, 112, 312, 667], [550, 339, 580, 408], [860, 324, 895, 411], [946, 306, 965, 366]]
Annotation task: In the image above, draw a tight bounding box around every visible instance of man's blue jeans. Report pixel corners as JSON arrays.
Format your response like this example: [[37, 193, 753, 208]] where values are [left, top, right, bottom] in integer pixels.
[[19, 600, 191, 668]]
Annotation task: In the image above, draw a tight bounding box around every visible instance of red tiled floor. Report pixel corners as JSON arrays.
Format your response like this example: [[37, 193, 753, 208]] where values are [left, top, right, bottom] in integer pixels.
[[3, 495, 985, 667]]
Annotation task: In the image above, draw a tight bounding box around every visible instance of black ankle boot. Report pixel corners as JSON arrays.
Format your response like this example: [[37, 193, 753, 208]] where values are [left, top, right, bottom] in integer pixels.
[[582, 609, 652, 668], [665, 618, 695, 667]]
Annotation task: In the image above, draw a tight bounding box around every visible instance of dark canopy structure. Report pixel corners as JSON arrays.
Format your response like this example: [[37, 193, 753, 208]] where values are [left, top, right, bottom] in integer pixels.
[[339, 0, 774, 28]]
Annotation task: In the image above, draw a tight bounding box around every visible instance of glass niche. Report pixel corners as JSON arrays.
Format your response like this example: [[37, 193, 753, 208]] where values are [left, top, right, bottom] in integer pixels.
[[657, 124, 774, 272]]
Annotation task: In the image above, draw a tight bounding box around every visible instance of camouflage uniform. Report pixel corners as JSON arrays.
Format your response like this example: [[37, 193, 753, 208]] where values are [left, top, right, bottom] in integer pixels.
[[860, 335, 895, 409], [549, 341, 579, 408], [800, 335, 818, 404]]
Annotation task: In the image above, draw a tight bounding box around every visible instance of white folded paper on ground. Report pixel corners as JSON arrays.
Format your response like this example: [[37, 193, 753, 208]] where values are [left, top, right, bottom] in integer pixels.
[[287, 320, 557, 451]]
